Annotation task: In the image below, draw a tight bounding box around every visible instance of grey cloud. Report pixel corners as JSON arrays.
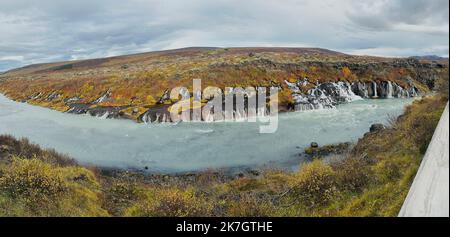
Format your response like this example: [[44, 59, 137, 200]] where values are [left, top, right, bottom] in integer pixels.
[[0, 0, 448, 71], [348, 0, 449, 33]]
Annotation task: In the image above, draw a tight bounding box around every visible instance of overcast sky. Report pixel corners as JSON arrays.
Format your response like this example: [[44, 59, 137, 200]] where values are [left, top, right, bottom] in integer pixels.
[[0, 0, 448, 71]]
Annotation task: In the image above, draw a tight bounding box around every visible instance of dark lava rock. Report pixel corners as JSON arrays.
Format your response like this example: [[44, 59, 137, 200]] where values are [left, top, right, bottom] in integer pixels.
[[27, 92, 42, 100], [47, 92, 61, 101], [246, 169, 260, 176], [92, 90, 112, 104], [139, 104, 172, 123], [73, 174, 88, 182], [64, 96, 81, 104], [67, 103, 91, 114], [88, 106, 126, 119], [0, 145, 10, 152], [157, 89, 171, 104], [370, 123, 386, 133], [304, 142, 351, 158], [66, 103, 128, 119]]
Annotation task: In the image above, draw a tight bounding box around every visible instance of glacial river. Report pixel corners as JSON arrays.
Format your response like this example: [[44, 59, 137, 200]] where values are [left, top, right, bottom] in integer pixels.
[[0, 94, 414, 173]]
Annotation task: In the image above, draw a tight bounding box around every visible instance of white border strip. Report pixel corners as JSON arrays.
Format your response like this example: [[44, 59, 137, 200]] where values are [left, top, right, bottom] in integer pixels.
[[399, 102, 449, 217]]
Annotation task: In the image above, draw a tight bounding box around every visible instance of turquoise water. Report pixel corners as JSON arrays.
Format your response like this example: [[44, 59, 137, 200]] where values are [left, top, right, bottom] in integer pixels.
[[0, 94, 413, 172]]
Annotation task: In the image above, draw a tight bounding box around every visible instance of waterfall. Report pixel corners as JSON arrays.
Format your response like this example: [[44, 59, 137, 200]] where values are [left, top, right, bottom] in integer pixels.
[[259, 107, 266, 117], [99, 112, 109, 119], [387, 81, 393, 98], [372, 82, 378, 98], [161, 114, 167, 123], [203, 111, 213, 122], [289, 81, 365, 111], [409, 87, 418, 97], [363, 83, 369, 98], [353, 82, 369, 98], [284, 80, 300, 93], [237, 109, 248, 121], [343, 82, 362, 101], [141, 114, 147, 123], [395, 84, 403, 98]]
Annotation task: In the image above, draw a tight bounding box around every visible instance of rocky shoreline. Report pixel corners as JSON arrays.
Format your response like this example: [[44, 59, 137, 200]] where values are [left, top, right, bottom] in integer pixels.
[[7, 78, 421, 124], [1, 48, 447, 124]]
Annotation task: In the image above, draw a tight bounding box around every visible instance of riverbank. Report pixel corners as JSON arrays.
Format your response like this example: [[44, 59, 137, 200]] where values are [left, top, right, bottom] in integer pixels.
[[1, 47, 446, 123], [1, 94, 447, 216], [0, 93, 415, 172]]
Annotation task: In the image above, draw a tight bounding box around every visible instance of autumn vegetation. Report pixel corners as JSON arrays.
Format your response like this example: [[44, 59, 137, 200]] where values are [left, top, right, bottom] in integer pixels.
[[0, 48, 448, 216], [0, 85, 447, 216], [0, 47, 447, 120]]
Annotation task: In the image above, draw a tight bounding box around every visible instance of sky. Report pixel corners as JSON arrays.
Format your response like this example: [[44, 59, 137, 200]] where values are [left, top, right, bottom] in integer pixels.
[[0, 0, 448, 71]]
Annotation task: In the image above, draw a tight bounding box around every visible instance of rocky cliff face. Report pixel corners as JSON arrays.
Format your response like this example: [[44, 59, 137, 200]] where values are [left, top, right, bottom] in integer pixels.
[[285, 79, 419, 112], [135, 79, 420, 123], [0, 47, 447, 123]]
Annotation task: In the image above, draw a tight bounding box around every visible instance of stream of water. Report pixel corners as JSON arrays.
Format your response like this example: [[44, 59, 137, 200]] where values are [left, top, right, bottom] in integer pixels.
[[0, 94, 413, 173]]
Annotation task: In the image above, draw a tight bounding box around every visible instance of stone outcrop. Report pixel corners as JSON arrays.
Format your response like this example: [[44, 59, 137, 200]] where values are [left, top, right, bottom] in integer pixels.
[[285, 78, 419, 112], [92, 90, 112, 104], [303, 142, 352, 158], [63, 77, 422, 122], [139, 104, 172, 123], [369, 123, 386, 133], [66, 90, 128, 119], [138, 91, 273, 123]]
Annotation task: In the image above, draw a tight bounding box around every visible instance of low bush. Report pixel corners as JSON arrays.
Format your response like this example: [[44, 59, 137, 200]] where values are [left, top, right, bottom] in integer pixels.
[[125, 187, 213, 217], [0, 157, 67, 200], [224, 193, 277, 217], [332, 156, 373, 192], [103, 180, 145, 216], [0, 157, 107, 216], [289, 160, 339, 208]]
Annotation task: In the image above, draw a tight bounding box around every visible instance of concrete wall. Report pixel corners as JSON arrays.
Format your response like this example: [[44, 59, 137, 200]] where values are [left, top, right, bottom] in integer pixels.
[[399, 102, 449, 217]]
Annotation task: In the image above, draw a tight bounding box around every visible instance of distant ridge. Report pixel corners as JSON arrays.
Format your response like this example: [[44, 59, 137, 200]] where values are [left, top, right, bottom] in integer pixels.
[[3, 47, 347, 74], [3, 48, 449, 75], [409, 55, 448, 61]]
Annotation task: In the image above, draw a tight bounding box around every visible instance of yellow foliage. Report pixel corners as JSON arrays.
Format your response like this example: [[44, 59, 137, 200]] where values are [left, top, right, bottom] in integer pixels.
[[81, 83, 94, 94], [0, 157, 108, 216], [125, 187, 213, 217], [0, 157, 67, 200], [290, 160, 339, 208], [342, 67, 352, 78], [145, 95, 156, 105]]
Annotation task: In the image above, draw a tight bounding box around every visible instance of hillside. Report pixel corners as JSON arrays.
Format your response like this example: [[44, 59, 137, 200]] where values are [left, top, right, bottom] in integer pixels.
[[0, 47, 448, 122]]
